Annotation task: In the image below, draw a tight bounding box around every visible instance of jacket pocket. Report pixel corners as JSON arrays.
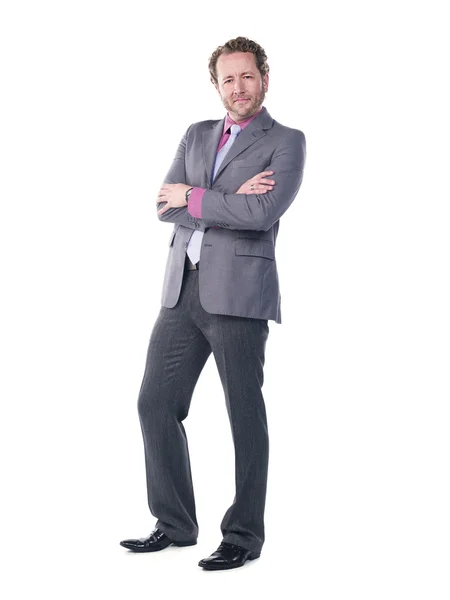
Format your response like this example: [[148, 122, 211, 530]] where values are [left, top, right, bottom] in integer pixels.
[[235, 238, 275, 260], [231, 160, 267, 169]]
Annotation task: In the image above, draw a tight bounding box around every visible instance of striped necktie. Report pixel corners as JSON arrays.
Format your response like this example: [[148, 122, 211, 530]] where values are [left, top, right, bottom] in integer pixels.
[[186, 124, 241, 265]]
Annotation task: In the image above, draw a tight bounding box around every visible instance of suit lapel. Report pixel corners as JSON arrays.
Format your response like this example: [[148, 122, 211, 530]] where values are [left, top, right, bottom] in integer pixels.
[[201, 107, 273, 185], [213, 127, 266, 180], [202, 119, 224, 187]]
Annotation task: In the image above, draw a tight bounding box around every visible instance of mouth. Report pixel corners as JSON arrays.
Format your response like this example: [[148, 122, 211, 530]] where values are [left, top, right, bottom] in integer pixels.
[[235, 98, 250, 103]]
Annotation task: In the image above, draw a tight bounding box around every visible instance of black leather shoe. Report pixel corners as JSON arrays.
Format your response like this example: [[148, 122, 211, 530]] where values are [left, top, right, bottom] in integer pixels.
[[198, 542, 260, 570], [120, 528, 197, 552]]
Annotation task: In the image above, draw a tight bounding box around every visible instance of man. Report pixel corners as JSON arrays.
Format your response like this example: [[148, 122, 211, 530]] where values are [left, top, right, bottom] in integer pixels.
[[120, 36, 306, 570]]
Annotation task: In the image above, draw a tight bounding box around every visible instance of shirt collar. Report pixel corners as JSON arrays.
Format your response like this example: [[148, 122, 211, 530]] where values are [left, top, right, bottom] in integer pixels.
[[223, 105, 264, 133]]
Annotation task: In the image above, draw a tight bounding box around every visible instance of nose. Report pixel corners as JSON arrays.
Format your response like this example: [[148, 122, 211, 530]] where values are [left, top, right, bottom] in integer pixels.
[[233, 79, 245, 95]]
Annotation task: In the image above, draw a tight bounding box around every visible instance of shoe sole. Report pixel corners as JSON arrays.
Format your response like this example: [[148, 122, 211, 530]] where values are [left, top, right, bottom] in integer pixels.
[[173, 541, 197, 547], [120, 540, 197, 552], [199, 553, 260, 570]]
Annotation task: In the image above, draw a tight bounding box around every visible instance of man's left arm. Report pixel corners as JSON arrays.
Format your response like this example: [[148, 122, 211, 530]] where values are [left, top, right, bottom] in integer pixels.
[[194, 129, 306, 231]]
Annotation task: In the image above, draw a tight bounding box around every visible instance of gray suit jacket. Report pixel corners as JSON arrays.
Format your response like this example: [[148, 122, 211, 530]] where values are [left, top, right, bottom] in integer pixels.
[[156, 107, 306, 324]]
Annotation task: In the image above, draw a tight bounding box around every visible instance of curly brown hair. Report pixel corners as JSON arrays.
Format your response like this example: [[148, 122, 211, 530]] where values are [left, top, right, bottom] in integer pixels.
[[208, 36, 270, 86]]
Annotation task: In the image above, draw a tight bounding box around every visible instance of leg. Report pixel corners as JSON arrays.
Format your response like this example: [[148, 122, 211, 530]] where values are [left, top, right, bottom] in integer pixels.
[[137, 277, 211, 543], [200, 313, 270, 555]]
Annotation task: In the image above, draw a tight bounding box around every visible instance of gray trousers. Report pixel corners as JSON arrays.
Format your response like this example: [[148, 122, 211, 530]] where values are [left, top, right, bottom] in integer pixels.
[[137, 266, 270, 554]]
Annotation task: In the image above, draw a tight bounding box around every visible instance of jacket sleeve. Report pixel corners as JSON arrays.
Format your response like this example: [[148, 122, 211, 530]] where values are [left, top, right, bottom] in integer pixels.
[[156, 125, 206, 231], [200, 129, 306, 231]]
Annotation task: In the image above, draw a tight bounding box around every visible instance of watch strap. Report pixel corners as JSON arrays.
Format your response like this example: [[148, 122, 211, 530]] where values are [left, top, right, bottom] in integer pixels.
[[185, 187, 194, 203]]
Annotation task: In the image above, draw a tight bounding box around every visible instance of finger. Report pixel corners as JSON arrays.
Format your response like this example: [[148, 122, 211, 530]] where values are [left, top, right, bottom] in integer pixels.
[[251, 183, 274, 190], [259, 178, 276, 184], [256, 171, 274, 178]]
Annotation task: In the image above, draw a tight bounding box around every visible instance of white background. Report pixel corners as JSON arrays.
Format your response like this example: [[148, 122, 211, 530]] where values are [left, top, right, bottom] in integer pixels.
[[1, 1, 449, 598]]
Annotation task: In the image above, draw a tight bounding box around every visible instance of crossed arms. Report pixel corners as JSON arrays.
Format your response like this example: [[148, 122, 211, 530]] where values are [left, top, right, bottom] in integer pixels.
[[156, 125, 306, 232]]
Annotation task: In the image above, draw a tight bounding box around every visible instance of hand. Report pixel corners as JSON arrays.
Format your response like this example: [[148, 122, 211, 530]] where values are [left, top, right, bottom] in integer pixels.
[[157, 183, 192, 215], [236, 171, 276, 194]]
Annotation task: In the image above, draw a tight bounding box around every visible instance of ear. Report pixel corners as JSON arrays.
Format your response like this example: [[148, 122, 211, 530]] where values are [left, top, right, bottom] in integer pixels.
[[263, 73, 269, 93]]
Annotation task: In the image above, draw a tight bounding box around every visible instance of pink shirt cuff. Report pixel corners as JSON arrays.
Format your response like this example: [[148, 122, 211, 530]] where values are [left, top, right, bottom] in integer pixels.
[[187, 187, 205, 218]]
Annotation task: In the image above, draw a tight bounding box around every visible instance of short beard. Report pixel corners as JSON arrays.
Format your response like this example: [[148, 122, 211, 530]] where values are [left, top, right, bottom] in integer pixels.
[[223, 83, 266, 120]]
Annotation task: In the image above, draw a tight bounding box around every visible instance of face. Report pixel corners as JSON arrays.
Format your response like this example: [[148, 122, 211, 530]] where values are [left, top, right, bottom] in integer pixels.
[[214, 52, 269, 123]]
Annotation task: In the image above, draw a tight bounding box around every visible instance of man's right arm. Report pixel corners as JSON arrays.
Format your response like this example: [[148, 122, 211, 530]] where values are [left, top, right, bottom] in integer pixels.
[[156, 126, 206, 231]]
